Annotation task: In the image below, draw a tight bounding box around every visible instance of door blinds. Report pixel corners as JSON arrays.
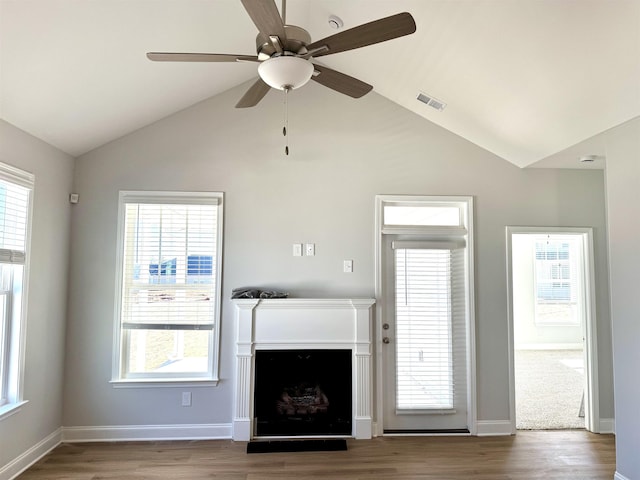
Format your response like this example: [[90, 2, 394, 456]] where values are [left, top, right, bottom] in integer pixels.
[[393, 241, 465, 411]]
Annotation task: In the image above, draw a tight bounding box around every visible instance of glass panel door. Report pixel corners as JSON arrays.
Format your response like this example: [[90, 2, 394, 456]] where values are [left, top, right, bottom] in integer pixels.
[[382, 238, 469, 432]]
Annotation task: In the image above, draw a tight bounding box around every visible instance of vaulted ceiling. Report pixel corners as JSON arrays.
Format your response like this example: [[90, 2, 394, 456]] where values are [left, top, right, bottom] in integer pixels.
[[1, 0, 638, 168]]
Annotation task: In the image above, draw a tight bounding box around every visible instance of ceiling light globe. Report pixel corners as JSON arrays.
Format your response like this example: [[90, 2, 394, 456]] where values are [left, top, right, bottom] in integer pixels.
[[258, 56, 314, 91]]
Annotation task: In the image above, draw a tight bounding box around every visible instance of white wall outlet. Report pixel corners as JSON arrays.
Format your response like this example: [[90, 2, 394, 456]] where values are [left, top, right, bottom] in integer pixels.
[[343, 260, 353, 273], [293, 243, 303, 256], [305, 243, 315, 256], [181, 391, 192, 407]]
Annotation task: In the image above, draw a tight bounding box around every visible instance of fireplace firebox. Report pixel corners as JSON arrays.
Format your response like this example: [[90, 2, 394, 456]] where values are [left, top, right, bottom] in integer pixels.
[[254, 349, 352, 436]]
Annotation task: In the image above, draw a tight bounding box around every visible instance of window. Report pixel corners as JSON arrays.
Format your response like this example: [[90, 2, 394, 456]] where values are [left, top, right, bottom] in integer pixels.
[[383, 205, 461, 226], [0, 162, 33, 414], [114, 192, 223, 382], [534, 236, 580, 326]]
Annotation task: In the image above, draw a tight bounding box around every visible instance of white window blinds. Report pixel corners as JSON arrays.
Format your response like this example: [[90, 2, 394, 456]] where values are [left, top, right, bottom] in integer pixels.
[[120, 201, 219, 331], [534, 236, 580, 326], [393, 242, 465, 411], [0, 177, 30, 264]]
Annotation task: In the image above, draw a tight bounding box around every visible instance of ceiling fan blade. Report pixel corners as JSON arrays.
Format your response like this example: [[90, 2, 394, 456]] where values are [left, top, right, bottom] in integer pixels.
[[305, 12, 416, 58], [240, 0, 287, 41], [311, 64, 372, 98], [235, 78, 271, 108], [147, 52, 259, 62]]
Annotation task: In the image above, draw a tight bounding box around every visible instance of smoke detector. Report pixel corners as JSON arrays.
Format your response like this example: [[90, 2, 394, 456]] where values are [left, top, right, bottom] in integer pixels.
[[328, 15, 344, 29], [579, 155, 598, 163]]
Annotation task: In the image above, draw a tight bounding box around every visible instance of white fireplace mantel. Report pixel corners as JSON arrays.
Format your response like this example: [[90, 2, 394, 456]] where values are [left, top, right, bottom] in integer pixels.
[[232, 298, 375, 441]]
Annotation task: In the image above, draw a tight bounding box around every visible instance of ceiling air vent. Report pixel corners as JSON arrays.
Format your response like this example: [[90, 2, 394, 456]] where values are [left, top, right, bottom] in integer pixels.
[[417, 92, 446, 111]]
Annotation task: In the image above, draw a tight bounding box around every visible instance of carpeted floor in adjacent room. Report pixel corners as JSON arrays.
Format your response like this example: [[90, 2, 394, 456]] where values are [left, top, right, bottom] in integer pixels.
[[515, 349, 584, 430]]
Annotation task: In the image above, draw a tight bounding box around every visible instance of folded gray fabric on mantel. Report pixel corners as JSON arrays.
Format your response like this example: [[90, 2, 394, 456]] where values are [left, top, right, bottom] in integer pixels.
[[231, 287, 289, 299]]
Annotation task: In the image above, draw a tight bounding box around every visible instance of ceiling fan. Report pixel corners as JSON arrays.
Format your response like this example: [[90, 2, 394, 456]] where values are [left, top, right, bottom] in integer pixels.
[[147, 0, 417, 108]]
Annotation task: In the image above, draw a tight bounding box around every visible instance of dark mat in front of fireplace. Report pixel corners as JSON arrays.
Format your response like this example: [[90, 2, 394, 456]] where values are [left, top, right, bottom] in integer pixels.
[[247, 439, 348, 454]]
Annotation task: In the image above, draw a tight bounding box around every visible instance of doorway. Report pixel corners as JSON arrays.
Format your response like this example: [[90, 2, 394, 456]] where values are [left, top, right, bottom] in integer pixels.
[[375, 196, 476, 435], [506, 227, 599, 432]]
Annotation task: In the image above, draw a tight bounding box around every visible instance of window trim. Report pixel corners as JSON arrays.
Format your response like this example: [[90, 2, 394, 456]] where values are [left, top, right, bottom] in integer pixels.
[[0, 162, 34, 418], [112, 191, 224, 384]]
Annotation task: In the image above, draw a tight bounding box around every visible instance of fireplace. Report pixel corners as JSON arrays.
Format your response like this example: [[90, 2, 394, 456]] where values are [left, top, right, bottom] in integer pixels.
[[232, 298, 375, 441], [254, 349, 352, 436]]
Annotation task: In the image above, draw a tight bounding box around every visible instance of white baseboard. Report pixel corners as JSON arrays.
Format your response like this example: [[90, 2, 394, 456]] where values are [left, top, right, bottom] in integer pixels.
[[475, 418, 614, 436], [614, 473, 631, 480], [598, 418, 615, 434], [1, 428, 61, 480], [62, 423, 232, 443], [476, 420, 513, 436]]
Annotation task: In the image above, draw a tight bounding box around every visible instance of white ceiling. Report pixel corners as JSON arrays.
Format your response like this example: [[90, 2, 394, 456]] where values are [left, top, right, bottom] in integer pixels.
[[1, 0, 638, 168]]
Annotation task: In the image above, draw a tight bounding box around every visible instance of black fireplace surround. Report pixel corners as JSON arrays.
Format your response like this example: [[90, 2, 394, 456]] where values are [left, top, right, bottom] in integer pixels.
[[254, 349, 352, 436]]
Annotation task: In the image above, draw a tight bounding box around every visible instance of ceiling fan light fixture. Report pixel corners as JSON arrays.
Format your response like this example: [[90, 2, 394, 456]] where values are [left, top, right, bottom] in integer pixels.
[[258, 56, 314, 91]]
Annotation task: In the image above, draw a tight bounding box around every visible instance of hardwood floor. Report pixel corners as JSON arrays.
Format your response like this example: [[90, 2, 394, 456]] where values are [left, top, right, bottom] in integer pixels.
[[18, 431, 615, 479]]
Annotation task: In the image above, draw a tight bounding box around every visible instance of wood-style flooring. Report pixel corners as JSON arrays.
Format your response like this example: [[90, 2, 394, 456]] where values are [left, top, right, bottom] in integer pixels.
[[17, 431, 615, 479]]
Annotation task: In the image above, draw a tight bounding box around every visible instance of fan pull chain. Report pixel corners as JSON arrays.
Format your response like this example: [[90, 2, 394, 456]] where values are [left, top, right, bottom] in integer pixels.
[[283, 86, 290, 155]]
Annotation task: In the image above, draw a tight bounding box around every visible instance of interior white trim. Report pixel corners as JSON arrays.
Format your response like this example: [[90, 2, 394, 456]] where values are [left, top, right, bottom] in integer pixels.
[[0, 428, 61, 480], [505, 226, 600, 434], [599, 418, 615, 434], [0, 400, 28, 422], [614, 473, 631, 480], [475, 420, 513, 437], [61, 424, 232, 442], [111, 190, 224, 383]]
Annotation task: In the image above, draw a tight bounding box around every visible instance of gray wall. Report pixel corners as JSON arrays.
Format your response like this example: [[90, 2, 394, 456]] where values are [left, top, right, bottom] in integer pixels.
[[64, 82, 614, 429], [604, 117, 640, 478], [0, 120, 74, 469]]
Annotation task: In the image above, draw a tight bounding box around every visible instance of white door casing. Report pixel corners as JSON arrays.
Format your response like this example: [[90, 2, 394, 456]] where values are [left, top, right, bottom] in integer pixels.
[[375, 195, 477, 435], [505, 227, 600, 433]]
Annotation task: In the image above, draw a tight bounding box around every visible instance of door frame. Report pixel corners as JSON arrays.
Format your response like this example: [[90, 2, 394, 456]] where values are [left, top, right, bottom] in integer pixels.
[[505, 226, 600, 433], [374, 195, 477, 436]]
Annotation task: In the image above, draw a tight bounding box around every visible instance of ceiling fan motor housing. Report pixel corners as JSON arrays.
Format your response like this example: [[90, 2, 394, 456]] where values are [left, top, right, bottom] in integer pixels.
[[255, 25, 312, 60]]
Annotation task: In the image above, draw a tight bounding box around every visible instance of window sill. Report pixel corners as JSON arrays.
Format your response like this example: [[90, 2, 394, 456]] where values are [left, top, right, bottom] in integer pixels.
[[110, 378, 219, 388], [0, 400, 28, 421]]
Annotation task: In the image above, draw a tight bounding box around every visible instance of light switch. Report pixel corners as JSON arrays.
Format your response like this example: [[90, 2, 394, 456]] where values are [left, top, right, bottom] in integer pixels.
[[305, 243, 315, 256], [293, 243, 303, 256], [343, 260, 353, 273]]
